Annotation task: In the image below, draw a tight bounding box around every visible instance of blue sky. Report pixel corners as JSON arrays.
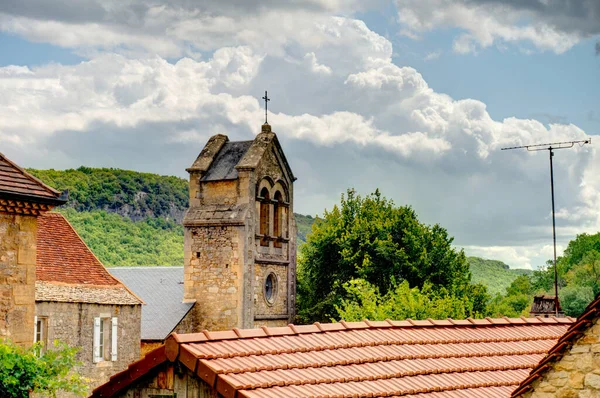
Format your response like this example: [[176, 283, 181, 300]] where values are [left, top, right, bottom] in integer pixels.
[[0, 0, 599, 269]]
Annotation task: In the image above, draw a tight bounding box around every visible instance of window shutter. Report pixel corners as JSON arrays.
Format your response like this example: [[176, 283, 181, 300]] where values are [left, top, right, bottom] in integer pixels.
[[93, 317, 101, 363], [111, 317, 118, 361], [33, 316, 38, 343]]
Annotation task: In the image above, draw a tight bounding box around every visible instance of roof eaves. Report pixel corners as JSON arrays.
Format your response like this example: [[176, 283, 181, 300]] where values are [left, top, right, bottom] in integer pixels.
[[91, 345, 168, 398], [0, 153, 65, 201]]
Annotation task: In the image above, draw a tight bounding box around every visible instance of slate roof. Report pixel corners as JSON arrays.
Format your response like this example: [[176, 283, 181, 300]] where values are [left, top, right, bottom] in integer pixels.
[[107, 267, 194, 341], [201, 141, 253, 181], [0, 152, 64, 203], [512, 294, 600, 396], [36, 213, 141, 305], [92, 316, 574, 398]]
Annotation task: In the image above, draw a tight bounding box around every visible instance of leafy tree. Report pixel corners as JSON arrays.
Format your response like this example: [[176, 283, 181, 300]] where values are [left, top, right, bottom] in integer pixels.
[[487, 275, 535, 318], [531, 233, 600, 317], [335, 279, 489, 322], [559, 285, 594, 317], [566, 251, 600, 296], [0, 340, 87, 398], [297, 189, 476, 323]]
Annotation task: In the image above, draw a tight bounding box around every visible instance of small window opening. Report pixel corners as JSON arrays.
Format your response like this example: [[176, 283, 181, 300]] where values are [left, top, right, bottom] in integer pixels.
[[259, 187, 270, 247], [273, 191, 283, 248], [264, 273, 277, 304]]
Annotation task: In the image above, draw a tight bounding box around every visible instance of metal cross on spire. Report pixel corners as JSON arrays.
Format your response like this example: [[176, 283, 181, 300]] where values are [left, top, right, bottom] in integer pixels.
[[262, 91, 270, 124]]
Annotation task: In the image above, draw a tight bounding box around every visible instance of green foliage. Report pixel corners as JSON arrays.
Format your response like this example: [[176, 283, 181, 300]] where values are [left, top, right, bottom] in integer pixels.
[[531, 232, 600, 317], [297, 188, 478, 323], [0, 340, 87, 398], [28, 167, 188, 220], [468, 257, 532, 296], [58, 208, 183, 266], [559, 285, 595, 317], [336, 279, 472, 321], [487, 275, 535, 317]]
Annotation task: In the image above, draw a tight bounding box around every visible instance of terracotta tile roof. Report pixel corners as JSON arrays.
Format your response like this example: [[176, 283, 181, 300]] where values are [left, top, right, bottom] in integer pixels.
[[92, 317, 574, 398], [0, 152, 63, 202], [512, 294, 600, 396], [36, 213, 142, 305]]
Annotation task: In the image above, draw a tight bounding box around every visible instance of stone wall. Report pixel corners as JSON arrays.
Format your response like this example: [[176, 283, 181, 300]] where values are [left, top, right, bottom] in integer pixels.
[[199, 180, 239, 205], [183, 225, 244, 331], [521, 318, 600, 398], [0, 213, 37, 345], [35, 301, 141, 394], [254, 263, 288, 317]]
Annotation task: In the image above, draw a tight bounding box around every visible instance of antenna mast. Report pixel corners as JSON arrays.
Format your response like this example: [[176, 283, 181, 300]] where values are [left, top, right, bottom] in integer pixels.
[[501, 138, 591, 316]]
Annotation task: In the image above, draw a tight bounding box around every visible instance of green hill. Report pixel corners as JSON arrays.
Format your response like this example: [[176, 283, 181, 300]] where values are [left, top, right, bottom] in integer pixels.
[[29, 167, 188, 222], [468, 256, 533, 296], [295, 213, 317, 246]]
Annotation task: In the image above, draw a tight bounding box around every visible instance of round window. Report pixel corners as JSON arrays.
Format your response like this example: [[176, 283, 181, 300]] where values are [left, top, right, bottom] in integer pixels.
[[264, 273, 277, 304]]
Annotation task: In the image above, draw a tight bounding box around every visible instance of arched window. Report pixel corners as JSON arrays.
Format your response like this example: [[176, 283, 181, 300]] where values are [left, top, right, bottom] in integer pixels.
[[273, 191, 283, 248], [259, 187, 270, 246]]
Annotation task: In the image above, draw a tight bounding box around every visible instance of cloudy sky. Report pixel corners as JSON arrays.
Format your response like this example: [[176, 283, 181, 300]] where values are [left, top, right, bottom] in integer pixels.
[[1, 0, 599, 269]]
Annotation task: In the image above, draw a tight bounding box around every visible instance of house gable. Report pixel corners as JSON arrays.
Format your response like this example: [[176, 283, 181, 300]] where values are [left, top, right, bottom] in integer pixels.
[[513, 294, 600, 397]]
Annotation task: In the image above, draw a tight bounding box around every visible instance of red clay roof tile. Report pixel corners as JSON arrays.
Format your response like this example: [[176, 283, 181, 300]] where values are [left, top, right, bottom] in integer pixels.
[[36, 213, 123, 286], [92, 318, 574, 398]]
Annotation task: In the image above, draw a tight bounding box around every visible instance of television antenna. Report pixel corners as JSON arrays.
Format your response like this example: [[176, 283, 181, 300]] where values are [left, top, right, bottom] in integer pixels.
[[501, 138, 591, 316]]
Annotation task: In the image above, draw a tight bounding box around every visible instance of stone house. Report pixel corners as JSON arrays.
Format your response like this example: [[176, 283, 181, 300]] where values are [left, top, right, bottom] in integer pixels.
[[181, 122, 297, 332], [512, 293, 600, 397], [35, 212, 143, 391], [92, 316, 575, 397], [0, 152, 66, 345]]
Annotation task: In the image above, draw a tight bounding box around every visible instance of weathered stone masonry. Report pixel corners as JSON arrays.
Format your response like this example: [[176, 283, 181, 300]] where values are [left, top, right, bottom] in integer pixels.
[[521, 317, 600, 398], [0, 213, 38, 345], [181, 123, 297, 332]]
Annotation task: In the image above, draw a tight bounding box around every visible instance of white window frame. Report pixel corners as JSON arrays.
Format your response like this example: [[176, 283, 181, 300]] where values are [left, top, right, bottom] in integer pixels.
[[94, 316, 118, 363], [33, 316, 47, 355], [111, 317, 118, 361]]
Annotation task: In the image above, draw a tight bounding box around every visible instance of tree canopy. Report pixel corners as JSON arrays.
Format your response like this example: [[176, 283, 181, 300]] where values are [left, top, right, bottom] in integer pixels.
[[297, 189, 487, 323], [0, 340, 86, 397], [529, 232, 600, 317]]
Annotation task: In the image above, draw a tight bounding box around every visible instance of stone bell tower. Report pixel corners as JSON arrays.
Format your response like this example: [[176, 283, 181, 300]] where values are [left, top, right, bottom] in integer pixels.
[[183, 123, 296, 331]]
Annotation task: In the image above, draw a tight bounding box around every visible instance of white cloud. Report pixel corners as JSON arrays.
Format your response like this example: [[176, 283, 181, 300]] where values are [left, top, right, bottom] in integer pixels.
[[424, 50, 441, 61], [304, 52, 332, 75], [395, 0, 587, 54], [0, 3, 597, 271]]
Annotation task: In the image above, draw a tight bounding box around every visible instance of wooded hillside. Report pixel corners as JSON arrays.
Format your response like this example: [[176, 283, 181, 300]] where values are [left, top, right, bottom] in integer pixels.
[[468, 257, 533, 295]]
